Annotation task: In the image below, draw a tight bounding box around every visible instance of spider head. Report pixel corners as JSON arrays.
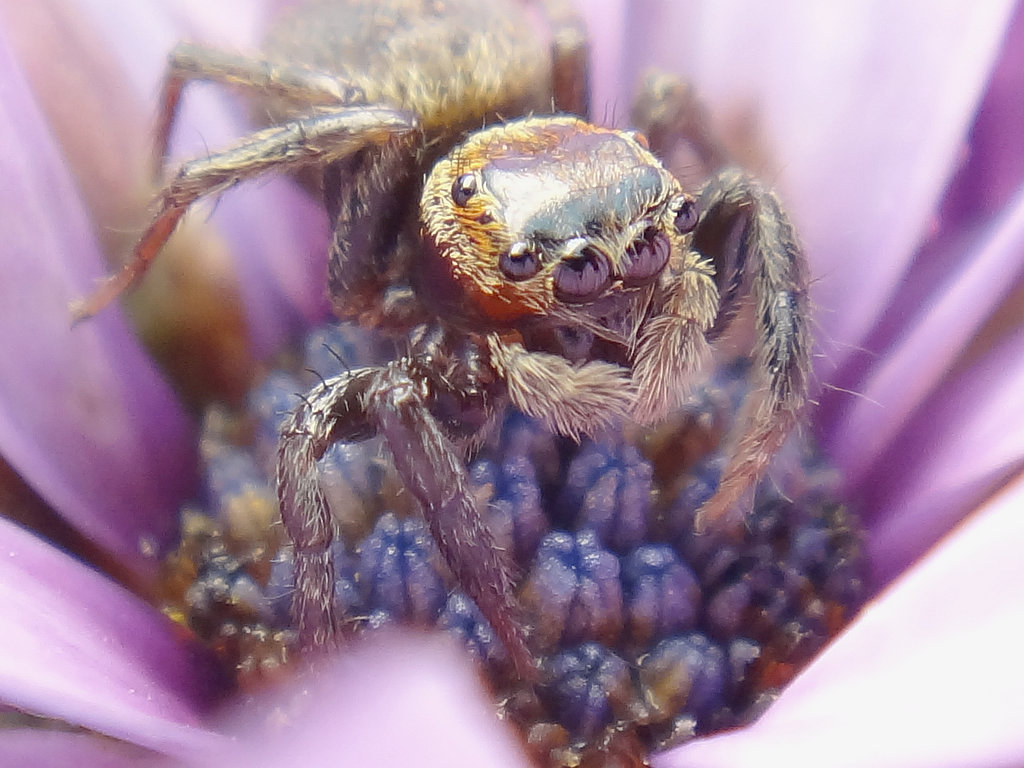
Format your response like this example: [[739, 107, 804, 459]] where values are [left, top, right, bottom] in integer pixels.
[[420, 116, 699, 346]]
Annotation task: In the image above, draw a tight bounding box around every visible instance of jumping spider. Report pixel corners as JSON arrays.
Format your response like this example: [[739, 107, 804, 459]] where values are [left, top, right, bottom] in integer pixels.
[[74, 0, 810, 679]]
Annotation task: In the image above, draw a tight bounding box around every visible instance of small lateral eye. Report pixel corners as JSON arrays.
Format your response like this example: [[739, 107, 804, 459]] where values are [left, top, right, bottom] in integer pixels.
[[553, 248, 612, 304], [452, 173, 477, 206], [670, 194, 699, 234], [499, 241, 540, 281], [623, 227, 671, 286]]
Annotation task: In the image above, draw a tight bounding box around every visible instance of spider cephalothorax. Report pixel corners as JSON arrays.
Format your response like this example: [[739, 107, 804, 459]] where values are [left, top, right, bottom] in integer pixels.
[[421, 117, 693, 327], [74, 0, 810, 680], [418, 115, 716, 438]]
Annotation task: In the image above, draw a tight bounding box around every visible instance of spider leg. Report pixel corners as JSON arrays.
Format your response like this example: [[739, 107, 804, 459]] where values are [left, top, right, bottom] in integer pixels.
[[154, 41, 366, 175], [70, 106, 415, 322], [279, 359, 535, 678], [487, 335, 634, 441], [366, 361, 535, 679], [631, 246, 719, 424], [323, 134, 423, 329], [534, 0, 591, 117], [630, 69, 729, 195], [692, 168, 811, 531], [278, 367, 377, 650]]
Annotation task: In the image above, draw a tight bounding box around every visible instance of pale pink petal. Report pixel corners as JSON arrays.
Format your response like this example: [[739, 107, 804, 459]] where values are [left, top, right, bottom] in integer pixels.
[[179, 633, 530, 768], [657, 472, 1024, 768], [0, 517, 225, 757], [576, 0, 629, 124], [820, 4, 1024, 472], [861, 4, 1024, 352]]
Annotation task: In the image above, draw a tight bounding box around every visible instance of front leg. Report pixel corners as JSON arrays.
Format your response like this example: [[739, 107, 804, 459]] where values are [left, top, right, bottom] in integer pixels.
[[278, 367, 377, 649], [154, 42, 367, 175], [487, 335, 634, 442], [366, 362, 534, 679], [693, 168, 811, 530], [278, 359, 535, 678], [71, 106, 416, 321], [631, 244, 719, 424]]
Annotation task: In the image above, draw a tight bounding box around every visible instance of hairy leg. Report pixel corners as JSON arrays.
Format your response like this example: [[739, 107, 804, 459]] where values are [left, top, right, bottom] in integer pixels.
[[154, 41, 365, 174], [366, 361, 535, 679], [71, 106, 415, 321], [487, 335, 634, 441], [692, 168, 811, 531], [534, 0, 591, 117], [279, 358, 535, 678], [631, 246, 719, 424], [278, 367, 377, 650], [323, 135, 422, 327]]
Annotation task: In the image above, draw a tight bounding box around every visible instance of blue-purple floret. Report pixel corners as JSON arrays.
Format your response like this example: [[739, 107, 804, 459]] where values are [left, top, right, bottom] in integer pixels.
[[319, 441, 388, 509], [302, 322, 393, 378], [357, 512, 446, 624], [201, 443, 269, 519], [542, 643, 633, 739], [639, 633, 728, 723], [437, 592, 507, 666], [247, 370, 303, 450], [555, 439, 652, 552], [621, 544, 700, 647], [184, 539, 272, 632], [470, 453, 548, 564], [522, 529, 624, 652], [170, 321, 866, 756]]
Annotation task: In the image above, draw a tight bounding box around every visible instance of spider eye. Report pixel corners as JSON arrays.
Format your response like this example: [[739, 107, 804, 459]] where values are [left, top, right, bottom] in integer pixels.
[[452, 173, 477, 206], [499, 241, 540, 281], [553, 248, 611, 303], [670, 194, 699, 234], [623, 228, 671, 286]]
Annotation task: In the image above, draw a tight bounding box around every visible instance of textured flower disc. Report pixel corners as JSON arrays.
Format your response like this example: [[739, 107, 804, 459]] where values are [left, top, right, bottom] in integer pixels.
[[158, 321, 866, 767]]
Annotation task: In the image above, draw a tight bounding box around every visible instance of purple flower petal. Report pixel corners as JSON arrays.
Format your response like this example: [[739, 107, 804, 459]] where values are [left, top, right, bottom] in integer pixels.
[[0, 516, 225, 757], [941, 4, 1024, 233], [656, 472, 1024, 768], [862, 324, 1024, 586], [827, 182, 1024, 493], [830, 179, 1024, 491], [0, 23, 195, 574], [0, 730, 154, 768], [820, 3, 1024, 473], [851, 1, 1024, 354], [179, 632, 530, 768]]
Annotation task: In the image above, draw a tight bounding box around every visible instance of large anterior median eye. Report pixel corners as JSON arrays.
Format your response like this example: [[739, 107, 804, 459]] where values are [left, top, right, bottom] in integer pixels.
[[623, 227, 671, 286], [553, 248, 611, 303]]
